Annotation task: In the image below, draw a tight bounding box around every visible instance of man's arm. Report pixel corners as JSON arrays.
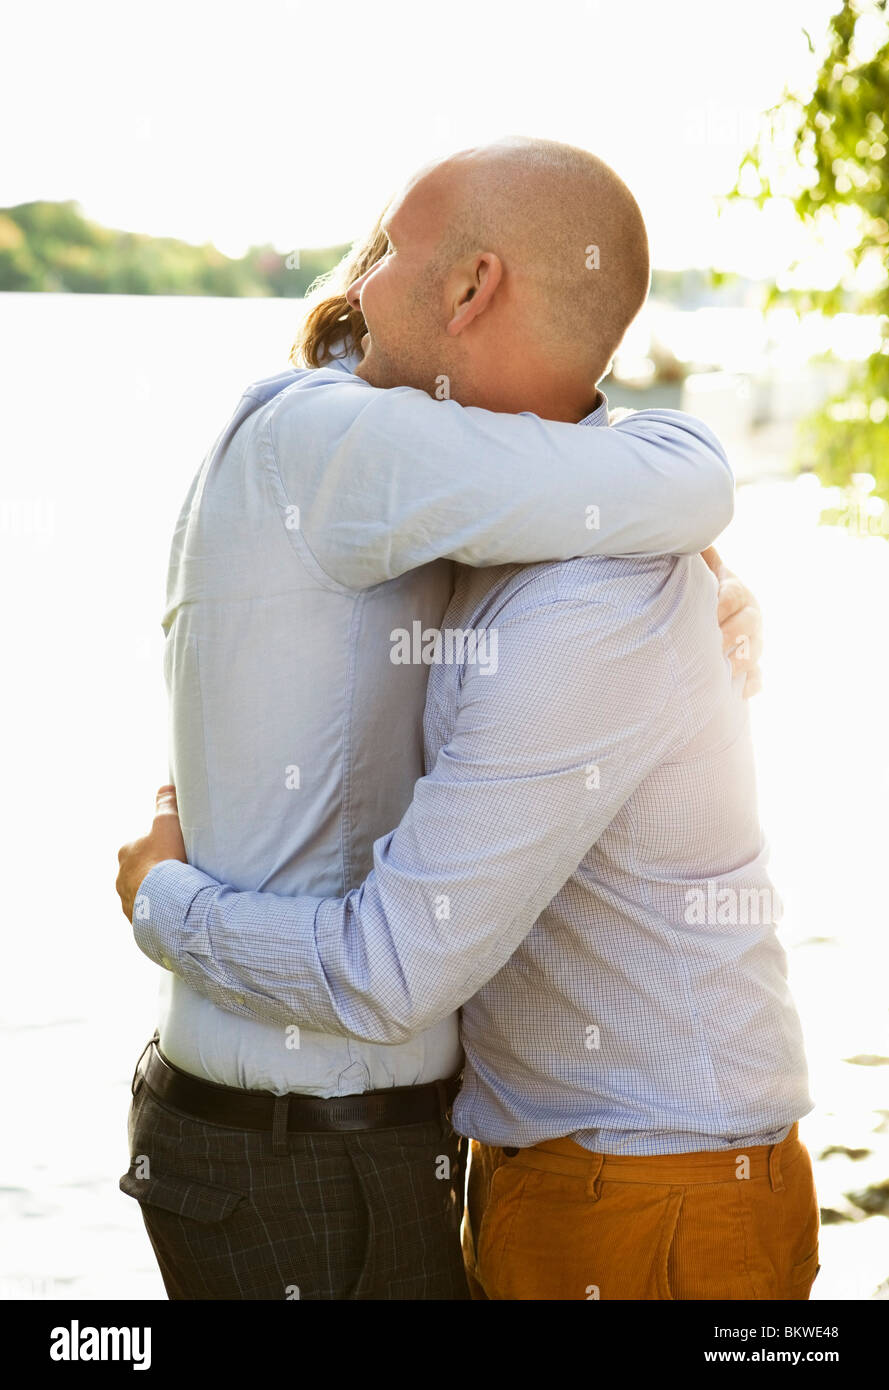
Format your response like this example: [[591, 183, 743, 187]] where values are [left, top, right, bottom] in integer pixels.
[[128, 577, 684, 1041], [271, 370, 734, 588]]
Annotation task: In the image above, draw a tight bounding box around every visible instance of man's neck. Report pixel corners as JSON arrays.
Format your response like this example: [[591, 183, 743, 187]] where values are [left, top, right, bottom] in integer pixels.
[[456, 373, 599, 423]]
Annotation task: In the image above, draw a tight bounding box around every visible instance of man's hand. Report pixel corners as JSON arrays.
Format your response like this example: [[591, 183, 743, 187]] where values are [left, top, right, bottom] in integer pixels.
[[116, 785, 187, 923], [701, 546, 763, 698]]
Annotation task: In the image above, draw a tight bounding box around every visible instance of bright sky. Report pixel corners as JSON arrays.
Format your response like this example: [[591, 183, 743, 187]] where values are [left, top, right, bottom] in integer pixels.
[[3, 0, 840, 272]]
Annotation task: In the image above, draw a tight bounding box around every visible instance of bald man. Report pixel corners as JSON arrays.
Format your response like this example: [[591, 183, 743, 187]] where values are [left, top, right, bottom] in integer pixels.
[[117, 140, 814, 1303], [351, 138, 651, 420]]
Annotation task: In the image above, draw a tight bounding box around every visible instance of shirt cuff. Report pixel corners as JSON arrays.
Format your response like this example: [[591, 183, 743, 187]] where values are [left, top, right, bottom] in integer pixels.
[[132, 859, 218, 971]]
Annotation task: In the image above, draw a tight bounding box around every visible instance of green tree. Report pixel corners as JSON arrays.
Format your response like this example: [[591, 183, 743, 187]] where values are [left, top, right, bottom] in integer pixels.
[[736, 0, 889, 513], [0, 200, 348, 301]]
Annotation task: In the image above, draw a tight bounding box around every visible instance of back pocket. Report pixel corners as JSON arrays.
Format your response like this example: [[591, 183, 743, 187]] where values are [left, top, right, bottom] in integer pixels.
[[789, 1247, 820, 1299], [120, 1167, 245, 1224]]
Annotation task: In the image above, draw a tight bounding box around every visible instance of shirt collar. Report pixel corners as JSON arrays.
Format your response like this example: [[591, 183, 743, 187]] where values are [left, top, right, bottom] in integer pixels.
[[318, 350, 612, 427], [578, 389, 609, 427]]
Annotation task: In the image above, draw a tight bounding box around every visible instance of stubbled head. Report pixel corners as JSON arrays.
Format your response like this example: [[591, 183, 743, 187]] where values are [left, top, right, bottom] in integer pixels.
[[298, 138, 650, 419]]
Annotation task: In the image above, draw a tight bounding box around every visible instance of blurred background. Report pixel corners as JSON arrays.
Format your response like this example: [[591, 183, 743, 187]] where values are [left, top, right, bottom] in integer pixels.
[[1, 0, 887, 1300]]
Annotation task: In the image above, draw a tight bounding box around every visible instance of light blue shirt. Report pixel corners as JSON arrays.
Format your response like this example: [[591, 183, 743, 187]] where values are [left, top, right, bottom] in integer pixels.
[[149, 360, 734, 1100]]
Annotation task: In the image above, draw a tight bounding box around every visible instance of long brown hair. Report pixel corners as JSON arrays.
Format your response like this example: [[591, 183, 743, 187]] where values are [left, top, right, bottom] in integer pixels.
[[290, 212, 390, 368]]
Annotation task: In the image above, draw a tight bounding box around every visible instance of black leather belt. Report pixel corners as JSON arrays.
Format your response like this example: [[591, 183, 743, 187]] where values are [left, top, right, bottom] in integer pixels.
[[135, 1038, 461, 1135]]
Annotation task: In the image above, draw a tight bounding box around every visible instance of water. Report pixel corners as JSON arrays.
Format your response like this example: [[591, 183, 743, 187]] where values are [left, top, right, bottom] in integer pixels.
[[1, 293, 887, 1301]]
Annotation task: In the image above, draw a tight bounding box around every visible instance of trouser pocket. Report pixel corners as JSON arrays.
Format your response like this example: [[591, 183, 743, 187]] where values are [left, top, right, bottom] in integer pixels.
[[119, 1166, 246, 1224], [789, 1248, 821, 1299], [119, 1163, 251, 1299]]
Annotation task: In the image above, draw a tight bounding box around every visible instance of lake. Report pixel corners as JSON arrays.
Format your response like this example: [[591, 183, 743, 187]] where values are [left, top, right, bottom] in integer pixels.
[[0, 292, 887, 1301]]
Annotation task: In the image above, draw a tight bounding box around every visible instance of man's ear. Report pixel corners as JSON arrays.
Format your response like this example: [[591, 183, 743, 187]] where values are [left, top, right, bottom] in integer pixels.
[[445, 252, 502, 338]]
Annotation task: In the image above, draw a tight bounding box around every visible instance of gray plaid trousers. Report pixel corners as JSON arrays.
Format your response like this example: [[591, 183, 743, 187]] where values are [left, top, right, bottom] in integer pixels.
[[120, 1049, 470, 1301]]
